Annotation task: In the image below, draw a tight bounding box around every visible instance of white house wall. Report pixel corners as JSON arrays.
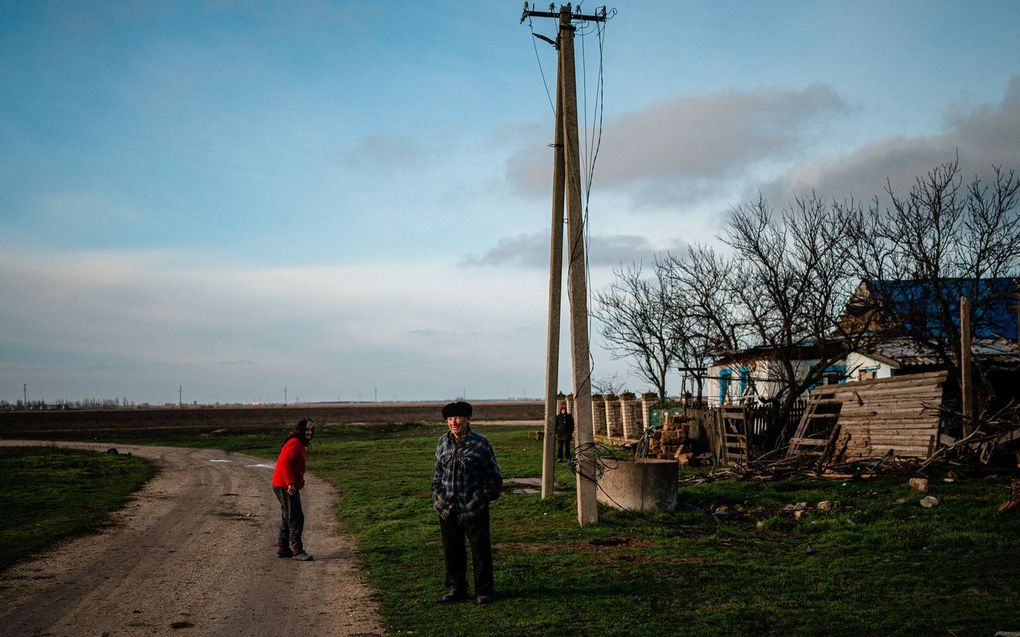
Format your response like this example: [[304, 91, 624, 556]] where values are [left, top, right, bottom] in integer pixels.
[[845, 352, 896, 381], [707, 358, 822, 405]]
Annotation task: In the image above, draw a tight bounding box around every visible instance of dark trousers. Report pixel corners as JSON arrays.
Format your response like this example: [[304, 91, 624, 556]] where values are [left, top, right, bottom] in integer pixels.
[[556, 438, 572, 461], [273, 486, 304, 550], [439, 509, 493, 596]]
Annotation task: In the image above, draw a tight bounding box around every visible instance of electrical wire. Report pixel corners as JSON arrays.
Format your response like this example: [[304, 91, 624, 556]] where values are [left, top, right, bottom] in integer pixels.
[[528, 14, 557, 119], [525, 4, 616, 406]]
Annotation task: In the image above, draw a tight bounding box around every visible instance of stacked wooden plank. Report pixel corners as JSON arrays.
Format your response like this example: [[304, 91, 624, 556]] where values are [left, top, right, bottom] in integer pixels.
[[825, 371, 948, 460]]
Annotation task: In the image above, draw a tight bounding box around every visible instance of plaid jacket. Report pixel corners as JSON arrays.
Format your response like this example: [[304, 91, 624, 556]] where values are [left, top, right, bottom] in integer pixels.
[[432, 429, 502, 525]]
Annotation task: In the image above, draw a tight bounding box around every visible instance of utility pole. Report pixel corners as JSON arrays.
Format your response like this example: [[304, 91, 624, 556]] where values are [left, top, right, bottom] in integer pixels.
[[284, 386, 288, 406], [23, 384, 28, 407], [523, 2, 606, 527], [960, 296, 973, 435], [178, 385, 183, 407]]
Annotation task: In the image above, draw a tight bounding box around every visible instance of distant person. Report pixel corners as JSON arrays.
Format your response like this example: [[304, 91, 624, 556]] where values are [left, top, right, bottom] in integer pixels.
[[432, 401, 502, 605], [271, 418, 314, 561], [555, 405, 574, 462]]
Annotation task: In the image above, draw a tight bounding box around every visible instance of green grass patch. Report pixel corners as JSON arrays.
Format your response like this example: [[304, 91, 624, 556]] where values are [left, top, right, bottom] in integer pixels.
[[0, 446, 155, 572], [38, 425, 1020, 636], [305, 425, 1019, 637]]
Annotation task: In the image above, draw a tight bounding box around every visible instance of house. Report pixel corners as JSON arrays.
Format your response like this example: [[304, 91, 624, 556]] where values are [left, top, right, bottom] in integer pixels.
[[705, 340, 846, 406], [843, 278, 1020, 403], [706, 277, 1020, 405]]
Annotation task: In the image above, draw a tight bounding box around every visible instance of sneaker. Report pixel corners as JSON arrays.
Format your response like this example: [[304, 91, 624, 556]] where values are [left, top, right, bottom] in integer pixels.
[[475, 595, 493, 605], [276, 545, 293, 558], [292, 551, 314, 561], [439, 590, 468, 603]]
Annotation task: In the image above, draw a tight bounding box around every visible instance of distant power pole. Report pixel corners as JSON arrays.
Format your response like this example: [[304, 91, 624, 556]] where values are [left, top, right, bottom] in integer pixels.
[[23, 384, 28, 406], [178, 385, 182, 407], [522, 2, 607, 527], [284, 386, 288, 406]]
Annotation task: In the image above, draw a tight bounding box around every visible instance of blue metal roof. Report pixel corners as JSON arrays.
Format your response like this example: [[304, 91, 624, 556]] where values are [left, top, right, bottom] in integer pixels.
[[863, 278, 1019, 341]]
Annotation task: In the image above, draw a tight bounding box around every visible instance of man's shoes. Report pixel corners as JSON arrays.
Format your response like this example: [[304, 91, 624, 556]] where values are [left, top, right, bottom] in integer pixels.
[[475, 595, 493, 605], [276, 546, 293, 558], [292, 551, 314, 561], [439, 590, 468, 603]]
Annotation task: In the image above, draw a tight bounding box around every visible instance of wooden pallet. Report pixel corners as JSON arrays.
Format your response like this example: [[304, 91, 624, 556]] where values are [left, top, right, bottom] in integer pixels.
[[720, 405, 751, 465]]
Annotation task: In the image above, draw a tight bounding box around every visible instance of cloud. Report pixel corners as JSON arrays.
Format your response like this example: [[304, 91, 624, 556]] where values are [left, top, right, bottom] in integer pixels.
[[507, 84, 850, 206], [765, 76, 1020, 203], [340, 134, 425, 171], [461, 232, 688, 268], [0, 246, 550, 402]]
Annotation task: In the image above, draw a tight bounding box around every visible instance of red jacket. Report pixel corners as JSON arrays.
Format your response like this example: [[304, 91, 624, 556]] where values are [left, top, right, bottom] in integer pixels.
[[271, 437, 307, 489]]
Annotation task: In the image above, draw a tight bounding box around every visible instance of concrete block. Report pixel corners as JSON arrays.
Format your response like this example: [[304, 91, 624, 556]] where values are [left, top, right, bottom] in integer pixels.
[[596, 458, 678, 511]]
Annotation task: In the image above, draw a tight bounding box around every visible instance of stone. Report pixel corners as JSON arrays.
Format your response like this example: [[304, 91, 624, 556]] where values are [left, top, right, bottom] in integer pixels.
[[908, 478, 929, 492], [920, 496, 941, 508], [816, 500, 840, 512]]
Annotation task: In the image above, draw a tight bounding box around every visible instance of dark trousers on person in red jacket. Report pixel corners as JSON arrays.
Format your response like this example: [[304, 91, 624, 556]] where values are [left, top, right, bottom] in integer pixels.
[[273, 486, 304, 552]]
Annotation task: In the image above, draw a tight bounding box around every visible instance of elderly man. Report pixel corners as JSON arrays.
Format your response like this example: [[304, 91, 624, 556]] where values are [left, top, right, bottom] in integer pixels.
[[431, 401, 502, 605]]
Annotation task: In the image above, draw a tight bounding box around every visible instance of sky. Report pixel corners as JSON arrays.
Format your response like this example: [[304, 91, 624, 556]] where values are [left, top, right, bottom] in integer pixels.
[[2, 1, 1019, 405]]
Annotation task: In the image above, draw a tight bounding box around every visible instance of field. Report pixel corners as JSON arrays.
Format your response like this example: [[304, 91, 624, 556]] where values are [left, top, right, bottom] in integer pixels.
[[0, 400, 543, 439], [3, 408, 1019, 636]]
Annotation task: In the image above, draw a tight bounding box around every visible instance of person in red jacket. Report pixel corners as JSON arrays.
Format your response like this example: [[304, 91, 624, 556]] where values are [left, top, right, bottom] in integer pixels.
[[271, 418, 314, 560]]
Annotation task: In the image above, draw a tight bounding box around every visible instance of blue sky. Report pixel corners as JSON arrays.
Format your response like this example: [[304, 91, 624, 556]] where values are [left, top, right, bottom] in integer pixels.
[[2, 1, 1019, 405]]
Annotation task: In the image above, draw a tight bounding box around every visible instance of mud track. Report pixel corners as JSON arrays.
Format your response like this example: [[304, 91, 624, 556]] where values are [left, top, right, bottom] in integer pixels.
[[0, 441, 385, 636]]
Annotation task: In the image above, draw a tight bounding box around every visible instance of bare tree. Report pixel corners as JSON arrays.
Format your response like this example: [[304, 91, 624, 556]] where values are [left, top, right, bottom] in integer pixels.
[[592, 261, 682, 403], [591, 373, 627, 395], [664, 193, 870, 447], [843, 160, 1020, 405]]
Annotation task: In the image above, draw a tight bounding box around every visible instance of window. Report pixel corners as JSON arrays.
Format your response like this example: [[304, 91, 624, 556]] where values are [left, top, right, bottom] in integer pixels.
[[718, 369, 732, 404]]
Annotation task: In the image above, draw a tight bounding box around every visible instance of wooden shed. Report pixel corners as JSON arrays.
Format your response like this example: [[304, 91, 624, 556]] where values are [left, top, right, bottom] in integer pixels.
[[787, 370, 948, 461]]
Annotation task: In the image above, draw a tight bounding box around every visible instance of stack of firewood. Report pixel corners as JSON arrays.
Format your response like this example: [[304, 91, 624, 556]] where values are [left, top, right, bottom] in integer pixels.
[[646, 415, 694, 464]]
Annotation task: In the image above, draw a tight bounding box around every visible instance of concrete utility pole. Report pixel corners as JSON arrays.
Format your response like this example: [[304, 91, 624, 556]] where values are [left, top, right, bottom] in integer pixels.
[[523, 2, 606, 527], [540, 42, 566, 501]]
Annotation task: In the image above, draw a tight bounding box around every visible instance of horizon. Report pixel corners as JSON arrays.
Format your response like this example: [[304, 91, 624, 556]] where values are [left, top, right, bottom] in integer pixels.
[[3, 1, 1019, 405]]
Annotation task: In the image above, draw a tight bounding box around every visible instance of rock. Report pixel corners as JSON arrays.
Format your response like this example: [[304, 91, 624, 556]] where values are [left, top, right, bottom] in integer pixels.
[[816, 500, 840, 512], [920, 496, 941, 508], [894, 498, 907, 505], [908, 477, 929, 492], [794, 510, 806, 520], [210, 428, 228, 436], [755, 520, 765, 530]]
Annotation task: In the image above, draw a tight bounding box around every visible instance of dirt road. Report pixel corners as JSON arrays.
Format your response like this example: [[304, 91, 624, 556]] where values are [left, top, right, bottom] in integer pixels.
[[0, 441, 385, 636]]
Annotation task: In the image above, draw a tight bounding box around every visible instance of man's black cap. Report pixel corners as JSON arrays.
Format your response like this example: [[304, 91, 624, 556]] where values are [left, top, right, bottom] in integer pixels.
[[442, 401, 472, 418]]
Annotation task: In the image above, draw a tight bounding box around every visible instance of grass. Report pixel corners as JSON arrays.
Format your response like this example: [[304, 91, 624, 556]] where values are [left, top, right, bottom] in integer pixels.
[[0, 446, 155, 572], [7, 424, 1019, 636]]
